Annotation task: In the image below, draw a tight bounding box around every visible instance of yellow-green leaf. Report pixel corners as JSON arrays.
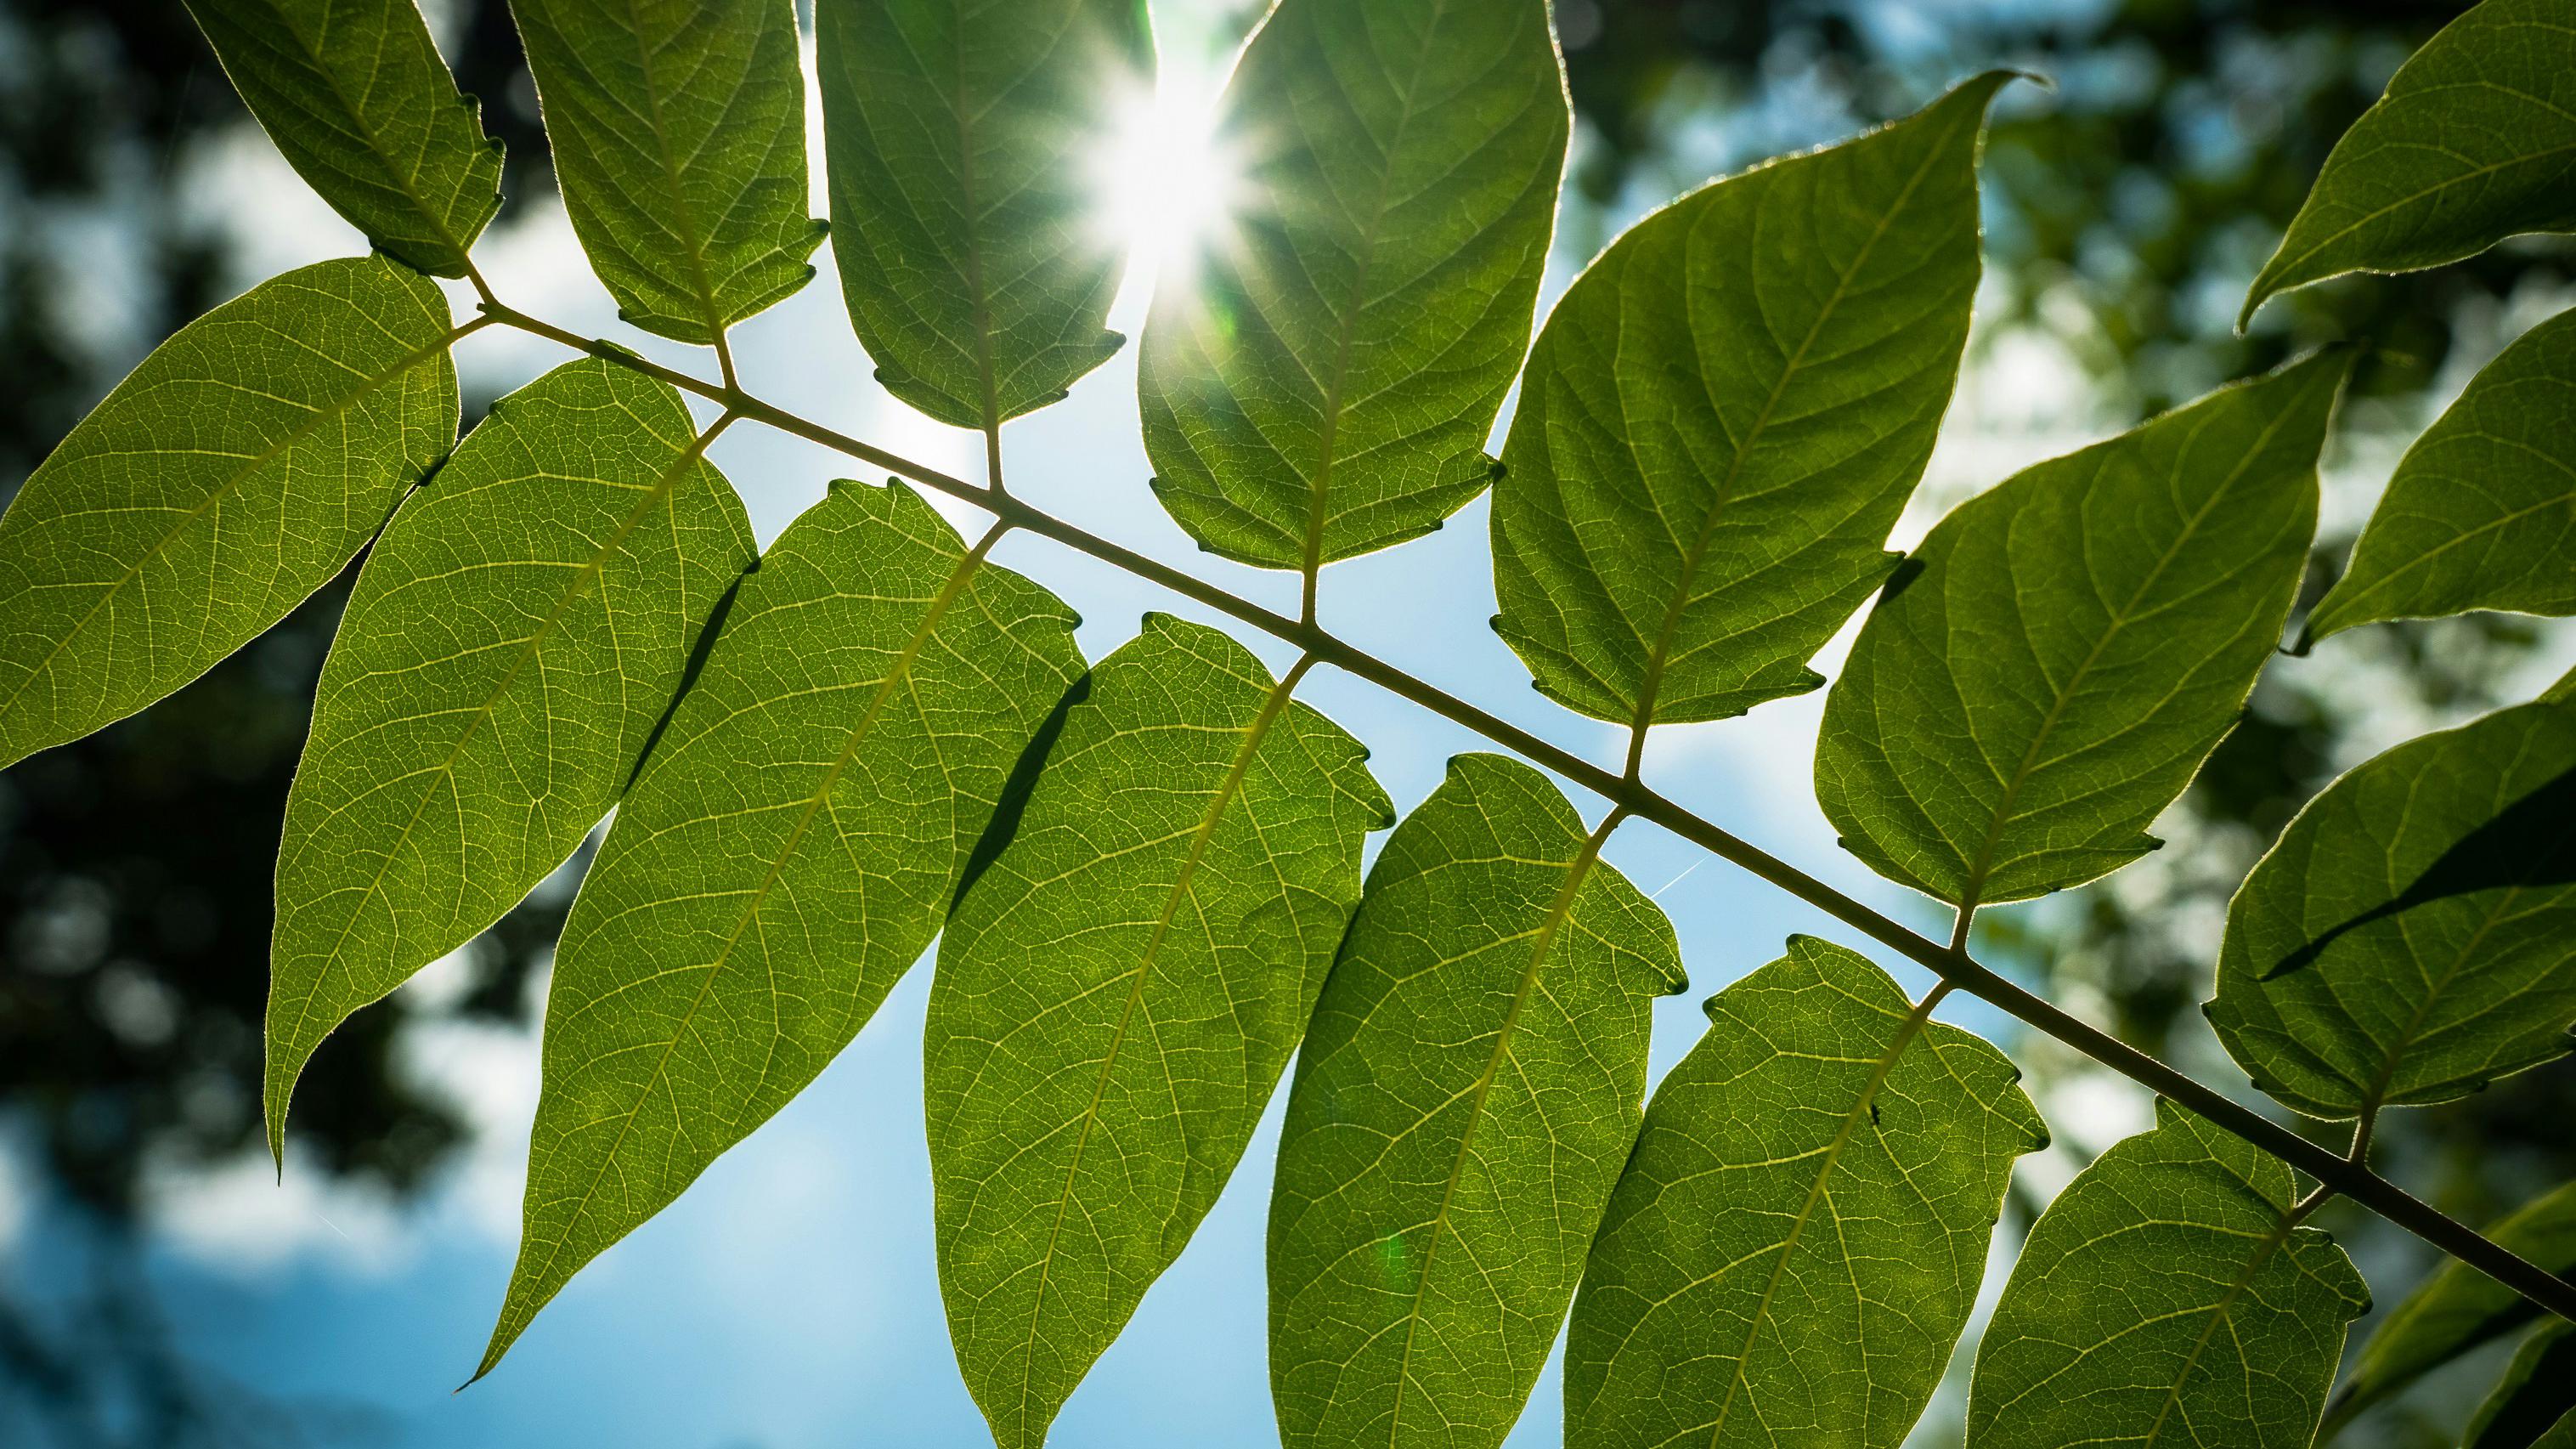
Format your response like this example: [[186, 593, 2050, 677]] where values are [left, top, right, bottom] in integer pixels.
[[1268, 753, 1682, 1449], [479, 479, 1082, 1376], [1567, 937, 2045, 1449], [926, 614, 1390, 1449], [0, 257, 456, 770], [1140, 0, 1568, 569], [267, 358, 753, 1162], [1489, 74, 2006, 727]]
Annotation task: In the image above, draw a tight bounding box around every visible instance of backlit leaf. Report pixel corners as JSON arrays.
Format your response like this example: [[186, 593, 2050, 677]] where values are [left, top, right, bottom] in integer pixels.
[[2241, 0, 2576, 325], [1965, 1100, 2370, 1449], [1816, 354, 2341, 909], [511, 0, 824, 343], [817, 0, 1149, 431], [1140, 0, 1568, 569], [480, 479, 1082, 1375], [2305, 308, 2576, 642], [1566, 936, 2045, 1449], [184, 0, 502, 277], [1489, 74, 2005, 727], [0, 256, 456, 770], [2466, 1320, 2576, 1449], [1268, 753, 1682, 1449], [267, 358, 754, 1161], [2324, 1180, 2576, 1441], [2206, 699, 2576, 1119], [926, 614, 1390, 1449]]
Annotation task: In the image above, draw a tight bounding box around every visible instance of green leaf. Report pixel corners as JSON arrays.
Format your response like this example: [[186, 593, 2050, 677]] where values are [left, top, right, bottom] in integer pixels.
[[2466, 1320, 2576, 1449], [1139, 0, 1568, 569], [2324, 1180, 2576, 1441], [1816, 354, 2342, 909], [2541, 1412, 2576, 1449], [1965, 1100, 2370, 1449], [479, 480, 1081, 1376], [1268, 753, 1682, 1449], [2305, 308, 2576, 642], [816, 0, 1150, 432], [2550, 664, 2576, 705], [267, 358, 754, 1161], [2206, 699, 2576, 1120], [511, 0, 824, 343], [1566, 936, 2045, 1449], [925, 614, 1390, 1449], [184, 0, 503, 277], [0, 256, 456, 772], [1489, 73, 2005, 727], [2241, 0, 2576, 325]]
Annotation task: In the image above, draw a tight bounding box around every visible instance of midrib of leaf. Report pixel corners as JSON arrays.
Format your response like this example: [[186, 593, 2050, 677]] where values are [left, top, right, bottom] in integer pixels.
[[1296, 0, 1443, 597], [485, 518, 1008, 1365], [948, 4, 1000, 438], [1951, 393, 2307, 912], [1010, 653, 1316, 1418], [0, 315, 473, 731], [2348, 726, 2561, 1118], [1623, 110, 1960, 737], [274, 413, 733, 1155], [1700, 987, 1942, 1447], [2136, 1213, 2300, 1449], [1385, 802, 1619, 1443], [265, 3, 477, 266], [615, 0, 730, 348]]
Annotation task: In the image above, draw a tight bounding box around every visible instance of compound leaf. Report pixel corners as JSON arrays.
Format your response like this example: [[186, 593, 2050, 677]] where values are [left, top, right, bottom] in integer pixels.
[[2324, 1180, 2576, 1439], [1816, 354, 2341, 910], [267, 358, 753, 1162], [1489, 73, 2005, 727], [1566, 936, 2045, 1449], [1965, 1100, 2370, 1449], [2466, 1320, 2576, 1449], [1268, 753, 1682, 1449], [817, 0, 1149, 431], [2242, 0, 2576, 325], [1140, 0, 1567, 569], [0, 256, 455, 771], [184, 0, 502, 277], [2305, 308, 2576, 642], [512, 0, 824, 343], [926, 614, 1390, 1449], [480, 479, 1082, 1376], [2207, 699, 2576, 1120]]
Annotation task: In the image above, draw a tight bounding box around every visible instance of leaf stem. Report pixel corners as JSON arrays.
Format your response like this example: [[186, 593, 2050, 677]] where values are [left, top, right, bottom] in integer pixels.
[[476, 298, 2576, 1327]]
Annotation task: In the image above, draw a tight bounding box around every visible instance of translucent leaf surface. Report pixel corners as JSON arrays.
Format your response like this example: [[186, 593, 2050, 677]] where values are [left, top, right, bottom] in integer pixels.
[[480, 480, 1082, 1374], [1565, 936, 2045, 1449], [268, 358, 753, 1158], [2324, 1180, 2576, 1440], [1965, 1101, 2370, 1449], [1268, 753, 1682, 1449], [1489, 74, 2004, 727], [2466, 1320, 2576, 1449], [0, 256, 456, 770], [926, 614, 1389, 1449], [1140, 0, 1567, 569], [2305, 308, 2576, 641], [817, 0, 1148, 430], [2242, 0, 2576, 325], [511, 0, 824, 343], [184, 0, 502, 276], [1816, 354, 2341, 909], [2207, 699, 2576, 1119]]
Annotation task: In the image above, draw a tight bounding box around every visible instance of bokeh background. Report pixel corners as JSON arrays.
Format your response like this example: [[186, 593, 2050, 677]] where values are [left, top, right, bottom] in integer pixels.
[[3, 0, 2573, 1445]]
